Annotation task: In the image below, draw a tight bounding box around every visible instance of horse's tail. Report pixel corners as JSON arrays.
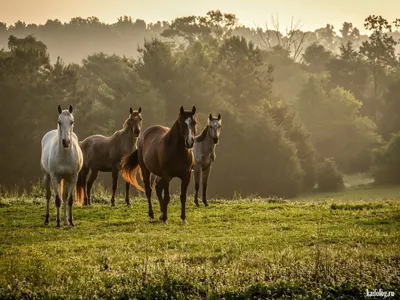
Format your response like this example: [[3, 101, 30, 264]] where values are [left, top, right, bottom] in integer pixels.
[[121, 150, 145, 192], [75, 168, 86, 207]]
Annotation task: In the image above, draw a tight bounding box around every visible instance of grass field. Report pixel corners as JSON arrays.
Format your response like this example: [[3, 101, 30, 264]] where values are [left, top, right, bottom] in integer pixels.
[[0, 184, 399, 299]]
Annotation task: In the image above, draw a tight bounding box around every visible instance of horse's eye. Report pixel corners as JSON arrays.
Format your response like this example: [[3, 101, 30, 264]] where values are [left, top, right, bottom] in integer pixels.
[[71, 121, 74, 125]]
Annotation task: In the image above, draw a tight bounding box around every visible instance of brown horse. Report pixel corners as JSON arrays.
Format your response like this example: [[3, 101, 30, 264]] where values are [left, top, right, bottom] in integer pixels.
[[76, 107, 142, 206], [121, 106, 197, 224]]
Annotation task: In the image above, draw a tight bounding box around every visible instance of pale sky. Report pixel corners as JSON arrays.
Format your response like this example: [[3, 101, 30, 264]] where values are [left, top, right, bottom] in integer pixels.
[[0, 0, 399, 34]]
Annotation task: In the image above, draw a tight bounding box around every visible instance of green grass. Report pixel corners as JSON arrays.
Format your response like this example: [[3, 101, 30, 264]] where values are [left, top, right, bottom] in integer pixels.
[[0, 186, 399, 299]]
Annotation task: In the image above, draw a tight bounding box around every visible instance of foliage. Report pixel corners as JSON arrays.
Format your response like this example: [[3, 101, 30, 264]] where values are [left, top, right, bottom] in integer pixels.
[[316, 158, 344, 191], [359, 15, 399, 121], [372, 133, 400, 184], [302, 42, 333, 73], [269, 100, 317, 190], [2, 12, 400, 195], [296, 77, 381, 173], [378, 70, 400, 139]]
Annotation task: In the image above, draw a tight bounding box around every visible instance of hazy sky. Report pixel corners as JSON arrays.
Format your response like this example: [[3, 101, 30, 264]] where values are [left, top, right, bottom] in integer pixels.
[[1, 0, 399, 34]]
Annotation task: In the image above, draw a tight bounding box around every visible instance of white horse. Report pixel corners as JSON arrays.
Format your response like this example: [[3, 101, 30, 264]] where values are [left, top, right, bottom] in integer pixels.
[[40, 105, 83, 227], [192, 113, 222, 207]]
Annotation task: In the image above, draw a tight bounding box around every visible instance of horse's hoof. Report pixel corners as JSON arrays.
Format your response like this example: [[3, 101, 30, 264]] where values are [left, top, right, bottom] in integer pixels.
[[126, 201, 131, 207], [44, 221, 49, 226], [182, 219, 188, 225], [203, 202, 209, 207], [111, 202, 115, 207], [194, 201, 200, 207], [162, 220, 168, 225], [56, 222, 61, 228], [69, 221, 75, 227], [64, 222, 69, 226]]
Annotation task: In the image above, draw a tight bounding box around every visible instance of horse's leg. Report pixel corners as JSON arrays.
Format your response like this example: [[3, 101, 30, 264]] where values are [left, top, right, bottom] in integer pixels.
[[180, 172, 191, 224], [62, 183, 69, 225], [67, 178, 77, 226], [80, 167, 89, 206], [141, 166, 154, 220], [201, 166, 211, 207], [125, 181, 131, 206], [161, 177, 171, 224], [86, 169, 98, 205], [50, 176, 61, 228], [155, 179, 164, 220], [110, 166, 118, 207], [43, 174, 51, 225], [193, 164, 201, 207]]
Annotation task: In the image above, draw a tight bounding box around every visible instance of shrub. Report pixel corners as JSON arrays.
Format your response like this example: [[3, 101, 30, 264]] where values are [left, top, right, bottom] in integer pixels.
[[317, 158, 344, 191], [372, 133, 400, 184]]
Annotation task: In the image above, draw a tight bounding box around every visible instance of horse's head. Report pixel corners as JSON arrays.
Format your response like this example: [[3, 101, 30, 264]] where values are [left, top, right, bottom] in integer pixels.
[[178, 106, 197, 149], [208, 113, 222, 144], [57, 105, 74, 149], [126, 107, 143, 138]]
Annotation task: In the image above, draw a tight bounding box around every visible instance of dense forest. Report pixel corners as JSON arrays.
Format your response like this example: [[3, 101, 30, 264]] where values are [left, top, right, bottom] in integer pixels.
[[1, 11, 400, 198]]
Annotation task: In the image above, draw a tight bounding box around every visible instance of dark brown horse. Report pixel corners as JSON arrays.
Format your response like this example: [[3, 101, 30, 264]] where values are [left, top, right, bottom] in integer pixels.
[[76, 107, 142, 206], [121, 106, 197, 224]]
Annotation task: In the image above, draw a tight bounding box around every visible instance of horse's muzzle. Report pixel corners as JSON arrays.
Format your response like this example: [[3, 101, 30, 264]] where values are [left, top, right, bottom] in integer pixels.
[[62, 139, 71, 148], [185, 140, 194, 149], [134, 130, 141, 137], [213, 137, 219, 144]]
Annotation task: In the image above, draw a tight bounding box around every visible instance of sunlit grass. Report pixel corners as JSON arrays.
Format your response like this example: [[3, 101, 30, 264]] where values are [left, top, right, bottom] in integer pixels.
[[0, 185, 399, 299]]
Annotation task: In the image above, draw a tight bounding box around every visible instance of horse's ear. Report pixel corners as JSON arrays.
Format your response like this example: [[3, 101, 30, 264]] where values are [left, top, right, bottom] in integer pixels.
[[192, 106, 196, 115], [58, 105, 62, 114], [180, 106, 184, 116], [209, 113, 213, 121], [138, 107, 142, 114], [129, 107, 133, 114], [69, 105, 73, 113], [217, 113, 221, 121]]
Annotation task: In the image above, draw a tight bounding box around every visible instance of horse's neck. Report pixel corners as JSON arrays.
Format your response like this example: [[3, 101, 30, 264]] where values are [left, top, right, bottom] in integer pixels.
[[201, 130, 216, 154], [116, 127, 136, 149], [166, 121, 185, 150]]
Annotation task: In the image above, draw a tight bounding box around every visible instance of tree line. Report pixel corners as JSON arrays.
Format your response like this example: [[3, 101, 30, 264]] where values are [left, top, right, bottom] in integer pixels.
[[1, 11, 400, 198]]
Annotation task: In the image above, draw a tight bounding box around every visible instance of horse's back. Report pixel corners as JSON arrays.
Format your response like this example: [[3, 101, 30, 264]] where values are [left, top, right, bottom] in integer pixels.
[[140, 125, 169, 148], [79, 134, 115, 169]]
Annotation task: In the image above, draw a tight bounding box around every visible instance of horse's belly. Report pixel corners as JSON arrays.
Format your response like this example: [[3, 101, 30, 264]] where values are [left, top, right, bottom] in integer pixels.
[[55, 165, 77, 178]]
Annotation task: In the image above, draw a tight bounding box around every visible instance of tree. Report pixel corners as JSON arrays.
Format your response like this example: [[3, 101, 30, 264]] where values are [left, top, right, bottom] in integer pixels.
[[257, 15, 308, 61], [269, 100, 317, 190], [302, 42, 332, 73], [161, 10, 238, 47], [339, 22, 360, 43], [296, 77, 382, 172], [327, 41, 369, 104], [378, 70, 400, 139], [359, 15, 399, 121], [0, 36, 79, 188]]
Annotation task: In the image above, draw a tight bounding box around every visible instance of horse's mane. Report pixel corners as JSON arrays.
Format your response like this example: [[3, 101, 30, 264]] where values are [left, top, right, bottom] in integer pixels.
[[195, 125, 209, 142], [122, 117, 130, 129]]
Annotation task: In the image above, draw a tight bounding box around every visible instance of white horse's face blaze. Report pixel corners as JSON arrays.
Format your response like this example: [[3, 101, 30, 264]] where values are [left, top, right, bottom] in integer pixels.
[[209, 119, 222, 144], [58, 112, 74, 148], [185, 117, 195, 148]]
